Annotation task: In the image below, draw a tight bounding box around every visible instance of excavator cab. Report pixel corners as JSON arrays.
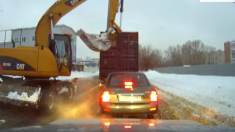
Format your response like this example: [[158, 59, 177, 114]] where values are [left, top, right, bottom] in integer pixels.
[[48, 34, 72, 74]]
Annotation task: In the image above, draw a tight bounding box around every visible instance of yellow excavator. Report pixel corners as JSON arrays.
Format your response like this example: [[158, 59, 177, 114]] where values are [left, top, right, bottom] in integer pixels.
[[0, 0, 123, 114]]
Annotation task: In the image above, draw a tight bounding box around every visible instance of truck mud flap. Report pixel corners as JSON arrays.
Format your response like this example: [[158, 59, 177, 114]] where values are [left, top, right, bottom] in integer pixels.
[[0, 84, 41, 108], [77, 29, 111, 52]]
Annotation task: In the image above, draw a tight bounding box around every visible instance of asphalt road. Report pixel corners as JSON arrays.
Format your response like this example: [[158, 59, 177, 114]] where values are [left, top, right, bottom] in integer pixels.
[[0, 83, 180, 130], [0, 74, 224, 130]]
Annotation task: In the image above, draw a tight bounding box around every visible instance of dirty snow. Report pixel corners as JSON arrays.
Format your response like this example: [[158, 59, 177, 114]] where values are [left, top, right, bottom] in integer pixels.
[[95, 28, 113, 42], [12, 126, 42, 130], [1, 71, 98, 102], [6, 88, 41, 102], [0, 75, 25, 81], [144, 70, 235, 117], [0, 120, 5, 125], [77, 29, 111, 51], [58, 87, 68, 94], [96, 33, 109, 41], [2, 71, 99, 82]]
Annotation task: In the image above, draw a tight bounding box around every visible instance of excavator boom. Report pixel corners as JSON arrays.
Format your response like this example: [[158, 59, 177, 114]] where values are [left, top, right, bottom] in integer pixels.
[[106, 0, 121, 32], [35, 0, 87, 47]]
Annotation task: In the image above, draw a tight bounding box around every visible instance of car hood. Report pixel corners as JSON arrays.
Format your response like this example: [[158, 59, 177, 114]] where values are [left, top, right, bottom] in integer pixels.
[[1, 118, 235, 132]]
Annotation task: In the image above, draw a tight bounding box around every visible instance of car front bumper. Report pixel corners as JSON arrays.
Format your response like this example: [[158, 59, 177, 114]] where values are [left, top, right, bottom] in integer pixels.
[[100, 102, 158, 114]]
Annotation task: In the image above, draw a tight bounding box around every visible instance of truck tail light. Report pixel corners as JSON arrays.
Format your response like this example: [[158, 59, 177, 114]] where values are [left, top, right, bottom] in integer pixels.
[[124, 82, 133, 88], [150, 90, 157, 102], [102, 91, 110, 102]]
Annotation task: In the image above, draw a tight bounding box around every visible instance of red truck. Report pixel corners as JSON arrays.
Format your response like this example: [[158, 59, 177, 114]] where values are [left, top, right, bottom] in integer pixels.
[[99, 32, 139, 83]]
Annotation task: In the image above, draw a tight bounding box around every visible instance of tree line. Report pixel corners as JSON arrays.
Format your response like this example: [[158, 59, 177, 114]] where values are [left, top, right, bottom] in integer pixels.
[[138, 39, 222, 71]]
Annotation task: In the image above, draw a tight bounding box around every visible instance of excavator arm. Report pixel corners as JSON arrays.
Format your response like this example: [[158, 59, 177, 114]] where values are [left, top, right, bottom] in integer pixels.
[[36, 0, 123, 52], [77, 0, 123, 51], [35, 0, 87, 47], [105, 0, 122, 46], [106, 0, 122, 33]]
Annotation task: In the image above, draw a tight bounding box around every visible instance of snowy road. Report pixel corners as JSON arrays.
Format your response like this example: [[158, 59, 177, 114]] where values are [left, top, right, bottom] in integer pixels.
[[0, 75, 179, 130], [0, 70, 181, 130], [0, 70, 235, 130]]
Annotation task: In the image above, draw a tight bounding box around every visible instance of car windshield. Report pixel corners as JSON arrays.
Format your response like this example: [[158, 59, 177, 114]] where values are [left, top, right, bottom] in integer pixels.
[[2, 0, 235, 131], [108, 73, 150, 87]]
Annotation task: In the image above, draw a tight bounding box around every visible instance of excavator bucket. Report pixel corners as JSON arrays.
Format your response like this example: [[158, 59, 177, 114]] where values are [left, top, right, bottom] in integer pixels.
[[77, 29, 112, 52], [0, 83, 41, 108]]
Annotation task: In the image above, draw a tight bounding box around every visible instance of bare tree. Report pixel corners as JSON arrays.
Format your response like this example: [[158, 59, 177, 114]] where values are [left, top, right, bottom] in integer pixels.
[[138, 44, 164, 71], [139, 44, 153, 71], [138, 39, 218, 70], [150, 49, 164, 68], [181, 40, 208, 65], [181, 42, 192, 65], [204, 45, 217, 64], [165, 45, 183, 66]]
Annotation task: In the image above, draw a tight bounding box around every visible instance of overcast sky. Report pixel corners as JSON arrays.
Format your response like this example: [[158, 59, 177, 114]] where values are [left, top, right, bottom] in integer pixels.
[[0, 0, 235, 59]]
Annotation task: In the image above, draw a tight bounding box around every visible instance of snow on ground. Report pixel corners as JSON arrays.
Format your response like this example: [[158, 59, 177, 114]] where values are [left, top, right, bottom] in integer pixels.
[[0, 70, 98, 102], [0, 120, 5, 125], [1, 70, 99, 102], [58, 87, 68, 94], [2, 71, 99, 81], [6, 88, 41, 103], [55, 71, 99, 81], [144, 70, 235, 117]]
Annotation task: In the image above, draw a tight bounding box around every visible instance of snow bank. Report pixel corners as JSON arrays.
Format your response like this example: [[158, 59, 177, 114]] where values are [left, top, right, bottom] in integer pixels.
[[56, 71, 99, 81], [0, 120, 5, 125], [6, 88, 41, 103], [2, 71, 99, 82], [144, 70, 235, 117]]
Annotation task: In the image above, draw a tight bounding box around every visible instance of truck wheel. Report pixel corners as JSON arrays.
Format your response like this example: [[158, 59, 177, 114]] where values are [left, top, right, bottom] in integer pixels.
[[44, 89, 55, 111], [34, 85, 56, 115]]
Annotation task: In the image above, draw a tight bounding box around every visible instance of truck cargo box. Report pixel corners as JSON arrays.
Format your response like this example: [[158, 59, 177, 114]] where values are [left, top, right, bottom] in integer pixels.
[[99, 32, 139, 81]]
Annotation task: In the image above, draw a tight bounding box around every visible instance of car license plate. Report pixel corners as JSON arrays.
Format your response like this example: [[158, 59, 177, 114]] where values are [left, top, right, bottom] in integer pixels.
[[119, 96, 142, 101]]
